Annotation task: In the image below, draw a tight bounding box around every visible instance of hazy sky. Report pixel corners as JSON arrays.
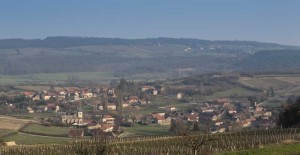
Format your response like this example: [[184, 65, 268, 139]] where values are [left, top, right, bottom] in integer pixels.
[[0, 0, 299, 45]]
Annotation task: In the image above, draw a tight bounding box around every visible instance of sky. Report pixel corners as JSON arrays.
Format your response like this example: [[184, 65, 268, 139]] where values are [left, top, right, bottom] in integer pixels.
[[0, 0, 299, 46]]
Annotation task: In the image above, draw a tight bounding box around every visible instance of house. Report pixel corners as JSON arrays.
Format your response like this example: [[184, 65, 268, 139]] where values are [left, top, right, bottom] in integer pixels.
[[228, 107, 237, 114], [107, 88, 115, 96], [218, 128, 226, 133], [155, 112, 165, 117], [41, 94, 50, 100], [152, 89, 158, 96], [223, 102, 231, 107], [87, 121, 102, 130], [4, 141, 16, 146], [55, 105, 60, 112], [141, 86, 155, 92], [42, 92, 58, 100], [27, 107, 34, 113], [122, 102, 129, 108], [102, 115, 115, 124], [201, 107, 214, 113], [215, 122, 224, 126], [166, 106, 176, 112], [22, 92, 35, 98], [81, 89, 93, 98], [140, 99, 150, 105], [128, 96, 139, 103], [69, 93, 80, 101], [187, 114, 199, 122], [256, 106, 264, 112], [101, 124, 114, 132], [152, 114, 171, 125], [32, 94, 41, 101], [163, 117, 172, 125], [212, 115, 218, 121], [107, 103, 116, 110], [68, 129, 84, 138], [242, 119, 252, 127], [252, 111, 264, 118], [264, 111, 272, 117], [58, 91, 67, 99], [61, 112, 83, 124], [176, 93, 183, 99]]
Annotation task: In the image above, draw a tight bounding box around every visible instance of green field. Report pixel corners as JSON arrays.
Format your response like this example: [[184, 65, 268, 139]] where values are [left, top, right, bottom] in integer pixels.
[[208, 87, 258, 98], [20, 124, 71, 137], [0, 129, 16, 138], [3, 133, 72, 145], [239, 76, 300, 90], [7, 113, 59, 120], [219, 143, 300, 155], [122, 124, 170, 136], [0, 71, 114, 84], [0, 71, 169, 85]]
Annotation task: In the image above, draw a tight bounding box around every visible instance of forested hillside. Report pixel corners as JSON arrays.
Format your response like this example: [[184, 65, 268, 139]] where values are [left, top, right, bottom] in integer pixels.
[[0, 37, 299, 76], [236, 50, 300, 73]]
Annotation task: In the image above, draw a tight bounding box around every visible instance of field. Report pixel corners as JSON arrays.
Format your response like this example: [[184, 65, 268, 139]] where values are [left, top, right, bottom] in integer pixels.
[[208, 87, 258, 98], [20, 124, 71, 137], [0, 116, 31, 130], [3, 133, 72, 145], [219, 143, 300, 155], [6, 113, 58, 120], [0, 71, 168, 85], [239, 75, 300, 108], [0, 129, 16, 138], [239, 75, 300, 90], [0, 71, 114, 85], [122, 124, 170, 136], [1, 129, 300, 155]]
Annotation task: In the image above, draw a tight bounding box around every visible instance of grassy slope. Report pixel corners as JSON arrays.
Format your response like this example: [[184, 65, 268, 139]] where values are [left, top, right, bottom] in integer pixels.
[[3, 133, 71, 145], [208, 87, 258, 98], [20, 124, 71, 137], [0, 129, 16, 138], [0, 71, 114, 84], [0, 71, 168, 85], [219, 143, 300, 155], [122, 124, 169, 136], [239, 76, 300, 90]]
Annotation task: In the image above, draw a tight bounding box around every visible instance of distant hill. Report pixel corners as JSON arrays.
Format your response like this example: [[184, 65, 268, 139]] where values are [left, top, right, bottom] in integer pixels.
[[0, 37, 299, 76], [0, 36, 296, 49], [236, 50, 300, 73]]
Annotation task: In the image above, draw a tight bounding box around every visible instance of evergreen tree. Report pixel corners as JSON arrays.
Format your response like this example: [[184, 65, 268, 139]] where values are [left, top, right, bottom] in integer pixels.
[[101, 88, 108, 112], [278, 97, 300, 128], [192, 121, 200, 131]]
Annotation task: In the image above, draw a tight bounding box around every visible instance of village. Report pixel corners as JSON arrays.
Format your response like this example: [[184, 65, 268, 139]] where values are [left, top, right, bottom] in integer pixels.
[[0, 75, 279, 141]]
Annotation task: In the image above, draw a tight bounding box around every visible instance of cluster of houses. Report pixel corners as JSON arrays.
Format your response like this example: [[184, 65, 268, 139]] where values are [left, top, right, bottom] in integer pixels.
[[22, 87, 95, 102], [65, 113, 119, 138], [0, 83, 279, 138], [132, 97, 276, 134], [197, 98, 276, 133]]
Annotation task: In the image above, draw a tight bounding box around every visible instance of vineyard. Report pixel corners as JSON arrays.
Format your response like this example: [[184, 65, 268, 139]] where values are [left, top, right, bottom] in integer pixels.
[[1, 129, 300, 155]]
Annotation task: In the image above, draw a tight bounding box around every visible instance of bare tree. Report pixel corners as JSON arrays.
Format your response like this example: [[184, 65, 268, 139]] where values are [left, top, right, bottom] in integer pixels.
[[184, 134, 218, 155]]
